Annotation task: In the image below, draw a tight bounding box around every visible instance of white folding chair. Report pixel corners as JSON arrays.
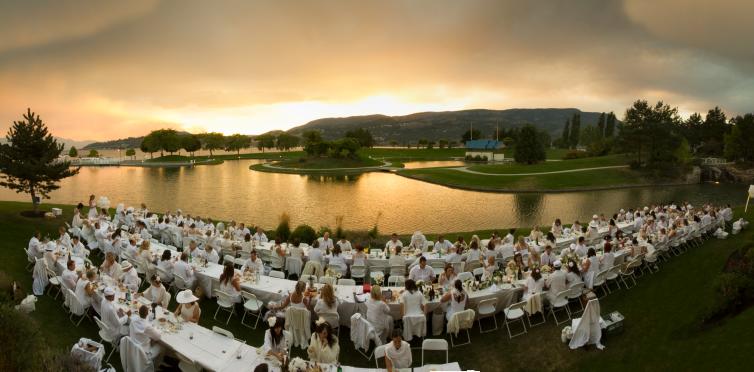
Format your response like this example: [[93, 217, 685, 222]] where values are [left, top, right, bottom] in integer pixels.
[[285, 257, 303, 278], [319, 276, 336, 286], [213, 290, 236, 324], [351, 264, 367, 283], [374, 344, 386, 369], [566, 282, 585, 314], [212, 325, 234, 339], [299, 274, 317, 283], [337, 278, 356, 286], [503, 300, 527, 338], [240, 290, 264, 329], [388, 275, 405, 287], [421, 338, 449, 366], [549, 289, 572, 326], [269, 270, 285, 279], [390, 265, 405, 278], [94, 316, 119, 362], [457, 272, 473, 283], [477, 298, 498, 333], [447, 309, 474, 347]]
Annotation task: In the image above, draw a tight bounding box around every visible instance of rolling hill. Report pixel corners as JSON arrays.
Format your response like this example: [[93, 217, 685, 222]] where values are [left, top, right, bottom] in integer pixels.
[[287, 108, 606, 144]]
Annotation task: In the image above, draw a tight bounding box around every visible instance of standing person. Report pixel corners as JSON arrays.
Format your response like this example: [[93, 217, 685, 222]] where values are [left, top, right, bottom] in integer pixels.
[[366, 285, 393, 343], [87, 194, 98, 219], [384, 329, 412, 371]]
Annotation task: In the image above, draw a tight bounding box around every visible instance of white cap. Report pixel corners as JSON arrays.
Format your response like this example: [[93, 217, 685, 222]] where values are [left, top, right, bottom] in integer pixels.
[[592, 214, 598, 219], [553, 260, 562, 268], [104, 287, 115, 296], [121, 261, 132, 271], [176, 289, 199, 304]]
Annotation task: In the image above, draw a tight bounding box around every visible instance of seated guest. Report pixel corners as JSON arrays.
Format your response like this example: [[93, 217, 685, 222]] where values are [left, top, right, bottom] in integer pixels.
[[327, 245, 347, 273], [523, 268, 544, 301], [433, 235, 453, 253], [187, 240, 202, 260], [139, 275, 170, 308], [308, 241, 324, 264], [252, 227, 268, 243], [219, 262, 242, 303], [366, 285, 393, 343], [124, 238, 138, 258], [400, 279, 426, 317], [101, 287, 130, 340], [130, 305, 163, 362], [572, 220, 583, 235], [484, 240, 498, 259], [515, 236, 529, 254], [352, 244, 367, 266], [444, 246, 461, 264], [438, 264, 457, 290], [307, 319, 340, 364], [551, 219, 564, 237], [574, 236, 588, 258], [566, 260, 583, 285], [545, 260, 567, 304], [138, 240, 154, 264], [173, 252, 196, 288], [440, 279, 466, 321], [75, 269, 97, 308], [540, 245, 557, 266], [262, 317, 288, 363], [503, 229, 516, 245], [201, 243, 219, 264], [453, 236, 468, 253], [100, 252, 121, 280], [157, 250, 174, 282], [483, 256, 497, 280], [385, 329, 412, 371], [600, 242, 616, 271], [385, 233, 403, 254], [70, 235, 88, 258], [529, 226, 544, 242], [464, 240, 481, 262], [314, 284, 340, 327], [174, 290, 201, 322], [120, 261, 140, 292], [408, 256, 434, 283], [241, 250, 264, 274], [61, 260, 79, 291], [336, 236, 352, 252], [317, 232, 335, 253]]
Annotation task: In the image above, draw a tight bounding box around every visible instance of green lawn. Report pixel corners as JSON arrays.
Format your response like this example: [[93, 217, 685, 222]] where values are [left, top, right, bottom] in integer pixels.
[[148, 151, 305, 162], [273, 156, 383, 169], [4, 199, 753, 371], [398, 167, 646, 192], [467, 154, 630, 174]]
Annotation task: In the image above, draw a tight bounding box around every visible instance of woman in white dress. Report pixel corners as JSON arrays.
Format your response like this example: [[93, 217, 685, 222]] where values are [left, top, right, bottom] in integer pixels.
[[440, 279, 466, 321], [523, 268, 544, 301], [307, 320, 340, 364], [582, 248, 600, 289], [139, 275, 170, 308], [75, 270, 97, 308], [465, 240, 481, 262], [351, 244, 367, 267], [313, 284, 339, 328], [268, 281, 309, 318], [366, 285, 393, 343], [438, 264, 457, 291], [551, 219, 564, 237], [87, 195, 98, 219], [566, 260, 583, 285], [157, 250, 174, 282], [263, 317, 289, 363], [327, 246, 347, 274], [218, 262, 242, 303], [400, 279, 426, 317], [174, 290, 201, 322], [287, 240, 304, 260]]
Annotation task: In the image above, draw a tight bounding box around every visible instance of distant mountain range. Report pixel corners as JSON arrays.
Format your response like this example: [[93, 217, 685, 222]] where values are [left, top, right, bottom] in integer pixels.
[[287, 108, 606, 143], [0, 136, 95, 149], [80, 108, 608, 148]]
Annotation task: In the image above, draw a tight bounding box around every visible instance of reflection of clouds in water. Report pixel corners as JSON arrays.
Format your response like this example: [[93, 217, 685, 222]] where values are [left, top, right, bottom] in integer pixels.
[[0, 160, 744, 233]]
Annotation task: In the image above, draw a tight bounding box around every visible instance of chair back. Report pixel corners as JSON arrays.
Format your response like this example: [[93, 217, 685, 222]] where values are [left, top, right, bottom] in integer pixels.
[[338, 278, 356, 286], [390, 265, 405, 277], [299, 274, 317, 283], [457, 272, 473, 282], [429, 259, 446, 269], [67, 288, 87, 316], [319, 311, 340, 329], [422, 338, 449, 365], [94, 316, 112, 341], [374, 344, 386, 368], [173, 273, 189, 290], [215, 290, 234, 307], [212, 325, 234, 338], [464, 260, 482, 272], [155, 266, 172, 283], [120, 336, 154, 372], [269, 270, 285, 279], [367, 259, 388, 273], [388, 275, 405, 287], [472, 267, 484, 278], [477, 298, 497, 314], [285, 257, 303, 276], [351, 265, 367, 278], [284, 306, 311, 349], [319, 276, 336, 286], [223, 255, 235, 265]]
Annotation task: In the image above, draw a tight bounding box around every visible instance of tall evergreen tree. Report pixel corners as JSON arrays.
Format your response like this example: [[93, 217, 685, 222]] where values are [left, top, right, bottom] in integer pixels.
[[561, 119, 570, 148], [569, 113, 581, 148], [597, 112, 606, 138], [605, 112, 616, 138], [514, 124, 546, 164], [0, 109, 79, 213]]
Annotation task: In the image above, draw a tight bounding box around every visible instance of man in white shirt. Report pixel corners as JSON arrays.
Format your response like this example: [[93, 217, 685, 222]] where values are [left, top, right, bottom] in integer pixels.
[[443, 246, 461, 264], [234, 223, 250, 240], [308, 243, 324, 264], [187, 240, 202, 260], [545, 261, 567, 304], [61, 260, 79, 291], [173, 253, 196, 288], [633, 213, 645, 231], [540, 245, 557, 267], [124, 238, 138, 258], [336, 237, 352, 252], [241, 250, 264, 274], [433, 235, 453, 253], [318, 232, 334, 253], [252, 227, 268, 243], [121, 262, 141, 292], [574, 237, 588, 258], [408, 257, 435, 283], [389, 246, 406, 268], [28, 231, 43, 258], [200, 244, 219, 264], [130, 305, 163, 361], [70, 236, 88, 258], [385, 233, 403, 253], [502, 229, 516, 246], [385, 329, 412, 370], [101, 287, 130, 340]]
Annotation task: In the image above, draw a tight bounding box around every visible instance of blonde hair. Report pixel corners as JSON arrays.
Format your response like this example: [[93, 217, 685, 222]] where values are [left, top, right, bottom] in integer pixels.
[[321, 284, 336, 307], [371, 285, 382, 300], [140, 240, 151, 251]]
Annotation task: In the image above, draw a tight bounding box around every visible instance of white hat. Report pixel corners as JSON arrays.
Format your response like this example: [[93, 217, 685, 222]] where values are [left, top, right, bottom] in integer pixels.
[[176, 289, 199, 304], [120, 261, 133, 271], [44, 244, 55, 252], [620, 209, 625, 213], [104, 287, 115, 296], [592, 214, 598, 219], [553, 260, 562, 268]]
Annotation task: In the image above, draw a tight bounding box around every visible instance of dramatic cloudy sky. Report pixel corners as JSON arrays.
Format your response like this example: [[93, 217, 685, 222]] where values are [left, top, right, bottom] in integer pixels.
[[0, 0, 752, 140]]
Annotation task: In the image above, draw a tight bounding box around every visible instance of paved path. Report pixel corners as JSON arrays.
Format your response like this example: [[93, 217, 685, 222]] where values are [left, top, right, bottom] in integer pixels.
[[452, 165, 629, 176]]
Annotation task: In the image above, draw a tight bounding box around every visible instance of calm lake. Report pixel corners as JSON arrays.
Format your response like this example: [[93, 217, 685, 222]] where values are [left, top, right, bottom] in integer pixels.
[[0, 159, 745, 233]]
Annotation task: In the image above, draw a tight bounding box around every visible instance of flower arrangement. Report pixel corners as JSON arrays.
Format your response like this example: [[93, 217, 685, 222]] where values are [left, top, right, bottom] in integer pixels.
[[505, 261, 519, 277], [288, 357, 309, 372], [371, 273, 384, 285], [541, 265, 552, 274], [325, 268, 342, 279], [416, 280, 426, 292]]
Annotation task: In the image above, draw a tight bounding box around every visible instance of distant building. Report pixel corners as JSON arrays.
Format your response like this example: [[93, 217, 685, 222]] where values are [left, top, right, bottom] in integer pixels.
[[464, 140, 506, 162]]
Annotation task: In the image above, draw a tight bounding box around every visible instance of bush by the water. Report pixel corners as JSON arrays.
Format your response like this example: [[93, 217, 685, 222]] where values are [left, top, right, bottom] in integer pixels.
[[701, 245, 754, 325], [275, 213, 291, 241], [291, 224, 317, 245]]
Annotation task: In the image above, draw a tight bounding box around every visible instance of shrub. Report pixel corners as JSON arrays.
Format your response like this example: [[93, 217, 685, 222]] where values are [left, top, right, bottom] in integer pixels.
[[317, 226, 332, 237], [474, 155, 482, 161], [563, 150, 591, 160], [291, 224, 317, 245], [275, 213, 291, 241]]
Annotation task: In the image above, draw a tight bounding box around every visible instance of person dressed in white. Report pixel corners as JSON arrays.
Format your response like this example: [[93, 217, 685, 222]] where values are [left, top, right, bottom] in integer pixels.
[[156, 250, 174, 282], [100, 287, 130, 340], [138, 275, 170, 308], [75, 270, 97, 308], [70, 236, 88, 258], [241, 250, 264, 275], [308, 241, 324, 265], [600, 243, 616, 271], [384, 329, 412, 371], [408, 231, 427, 251], [400, 279, 426, 317], [540, 245, 557, 267], [173, 253, 196, 288], [440, 279, 467, 321], [262, 317, 288, 363], [545, 261, 567, 304], [385, 233, 403, 255], [219, 262, 242, 303], [28, 231, 43, 258], [366, 285, 393, 343], [433, 235, 453, 253], [307, 320, 340, 364], [574, 237, 588, 258], [201, 244, 220, 264], [120, 261, 140, 292], [327, 246, 347, 274], [582, 248, 600, 289], [61, 260, 79, 291], [408, 257, 435, 283], [174, 290, 201, 323], [318, 232, 335, 253], [336, 237, 352, 252], [129, 305, 163, 361], [523, 268, 545, 301], [443, 246, 461, 264], [252, 227, 268, 244]]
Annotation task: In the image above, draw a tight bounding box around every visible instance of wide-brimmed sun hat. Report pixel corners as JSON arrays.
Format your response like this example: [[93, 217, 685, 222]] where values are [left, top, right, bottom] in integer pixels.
[[176, 289, 199, 304]]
